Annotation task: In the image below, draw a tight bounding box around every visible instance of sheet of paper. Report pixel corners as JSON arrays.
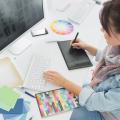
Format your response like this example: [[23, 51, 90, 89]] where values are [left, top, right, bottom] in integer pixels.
[[44, 18, 79, 42], [0, 86, 20, 111]]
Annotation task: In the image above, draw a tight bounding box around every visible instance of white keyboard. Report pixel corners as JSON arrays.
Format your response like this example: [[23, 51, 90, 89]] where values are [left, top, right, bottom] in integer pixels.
[[23, 55, 51, 91], [67, 0, 95, 24]]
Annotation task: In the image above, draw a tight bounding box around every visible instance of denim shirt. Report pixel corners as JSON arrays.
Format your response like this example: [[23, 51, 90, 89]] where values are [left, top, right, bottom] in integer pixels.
[[79, 50, 120, 119]]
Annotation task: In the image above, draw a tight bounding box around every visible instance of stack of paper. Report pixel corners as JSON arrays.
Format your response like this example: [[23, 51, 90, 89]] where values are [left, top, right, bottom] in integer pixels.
[[0, 86, 20, 111], [2, 100, 30, 120], [0, 86, 31, 120], [0, 99, 23, 114]]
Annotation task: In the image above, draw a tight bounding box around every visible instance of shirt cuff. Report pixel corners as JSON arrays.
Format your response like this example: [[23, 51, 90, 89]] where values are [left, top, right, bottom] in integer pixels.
[[79, 86, 94, 106]]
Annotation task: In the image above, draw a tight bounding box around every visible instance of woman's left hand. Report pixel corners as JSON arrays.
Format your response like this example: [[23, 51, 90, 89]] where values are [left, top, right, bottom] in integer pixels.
[[43, 70, 66, 86]]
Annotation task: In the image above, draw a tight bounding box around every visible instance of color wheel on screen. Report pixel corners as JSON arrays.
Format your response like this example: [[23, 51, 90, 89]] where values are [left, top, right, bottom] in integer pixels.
[[50, 20, 74, 35]]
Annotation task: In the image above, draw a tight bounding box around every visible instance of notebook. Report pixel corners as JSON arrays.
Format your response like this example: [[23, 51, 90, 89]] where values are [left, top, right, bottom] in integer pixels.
[[35, 88, 80, 117], [57, 40, 92, 70]]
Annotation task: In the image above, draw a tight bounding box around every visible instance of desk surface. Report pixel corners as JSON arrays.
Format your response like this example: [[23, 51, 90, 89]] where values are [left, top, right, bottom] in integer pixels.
[[0, 1, 106, 120]]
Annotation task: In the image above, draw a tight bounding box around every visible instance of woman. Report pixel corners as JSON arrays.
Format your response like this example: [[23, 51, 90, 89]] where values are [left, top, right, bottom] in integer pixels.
[[44, 0, 120, 119]]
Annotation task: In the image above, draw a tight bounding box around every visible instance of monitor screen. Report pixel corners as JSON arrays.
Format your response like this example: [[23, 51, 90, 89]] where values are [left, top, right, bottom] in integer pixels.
[[0, 0, 44, 51]]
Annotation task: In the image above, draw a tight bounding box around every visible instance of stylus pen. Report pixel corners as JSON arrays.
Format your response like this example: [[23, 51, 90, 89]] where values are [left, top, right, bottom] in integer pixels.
[[18, 87, 35, 98], [25, 91, 35, 98], [72, 32, 79, 44]]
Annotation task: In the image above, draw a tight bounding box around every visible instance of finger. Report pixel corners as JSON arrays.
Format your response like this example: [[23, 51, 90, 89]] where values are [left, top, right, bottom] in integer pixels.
[[72, 43, 79, 46], [76, 47, 81, 49], [74, 39, 80, 42], [44, 77, 52, 82], [43, 73, 54, 79], [44, 71, 58, 79], [44, 70, 57, 74], [72, 46, 81, 50], [44, 75, 57, 84], [72, 43, 81, 48], [72, 46, 78, 49], [70, 39, 79, 46], [43, 71, 53, 76], [44, 71, 59, 77], [43, 74, 53, 80]]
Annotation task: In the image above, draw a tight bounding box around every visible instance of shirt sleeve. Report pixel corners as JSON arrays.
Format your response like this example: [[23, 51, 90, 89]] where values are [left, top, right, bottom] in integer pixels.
[[79, 82, 120, 112]]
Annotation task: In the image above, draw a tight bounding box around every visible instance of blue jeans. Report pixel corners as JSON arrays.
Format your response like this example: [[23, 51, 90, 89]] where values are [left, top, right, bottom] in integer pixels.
[[70, 107, 105, 120]]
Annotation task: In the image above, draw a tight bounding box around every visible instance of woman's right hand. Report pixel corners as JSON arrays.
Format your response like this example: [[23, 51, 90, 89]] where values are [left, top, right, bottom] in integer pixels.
[[70, 38, 97, 56], [70, 38, 89, 50]]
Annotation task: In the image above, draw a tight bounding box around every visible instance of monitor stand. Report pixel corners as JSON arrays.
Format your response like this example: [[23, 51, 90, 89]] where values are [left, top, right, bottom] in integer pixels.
[[8, 39, 32, 55]]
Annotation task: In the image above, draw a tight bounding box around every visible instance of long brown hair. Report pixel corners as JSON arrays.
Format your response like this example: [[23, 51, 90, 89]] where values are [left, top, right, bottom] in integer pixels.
[[100, 0, 120, 35]]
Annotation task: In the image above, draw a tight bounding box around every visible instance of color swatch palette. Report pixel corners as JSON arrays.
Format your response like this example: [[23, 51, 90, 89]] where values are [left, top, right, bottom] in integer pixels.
[[50, 20, 74, 35], [36, 88, 79, 117]]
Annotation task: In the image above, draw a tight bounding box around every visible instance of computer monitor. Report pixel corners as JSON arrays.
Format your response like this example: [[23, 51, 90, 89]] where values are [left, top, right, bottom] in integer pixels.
[[0, 0, 44, 54]]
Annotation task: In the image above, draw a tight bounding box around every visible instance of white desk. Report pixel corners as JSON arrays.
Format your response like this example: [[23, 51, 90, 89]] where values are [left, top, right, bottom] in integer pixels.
[[0, 1, 106, 120]]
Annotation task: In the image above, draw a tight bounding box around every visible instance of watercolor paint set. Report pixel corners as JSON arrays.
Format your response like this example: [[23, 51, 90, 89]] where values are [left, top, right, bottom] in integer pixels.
[[35, 88, 80, 117]]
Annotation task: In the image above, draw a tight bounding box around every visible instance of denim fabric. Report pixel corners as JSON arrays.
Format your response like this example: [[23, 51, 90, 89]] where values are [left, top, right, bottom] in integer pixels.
[[70, 107, 105, 120]]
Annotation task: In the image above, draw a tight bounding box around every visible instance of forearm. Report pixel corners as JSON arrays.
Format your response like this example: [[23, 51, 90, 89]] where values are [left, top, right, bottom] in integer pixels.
[[85, 45, 97, 56], [62, 79, 81, 96]]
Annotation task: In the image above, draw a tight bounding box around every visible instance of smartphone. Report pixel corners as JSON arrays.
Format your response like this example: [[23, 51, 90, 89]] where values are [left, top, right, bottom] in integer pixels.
[[31, 28, 48, 37]]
